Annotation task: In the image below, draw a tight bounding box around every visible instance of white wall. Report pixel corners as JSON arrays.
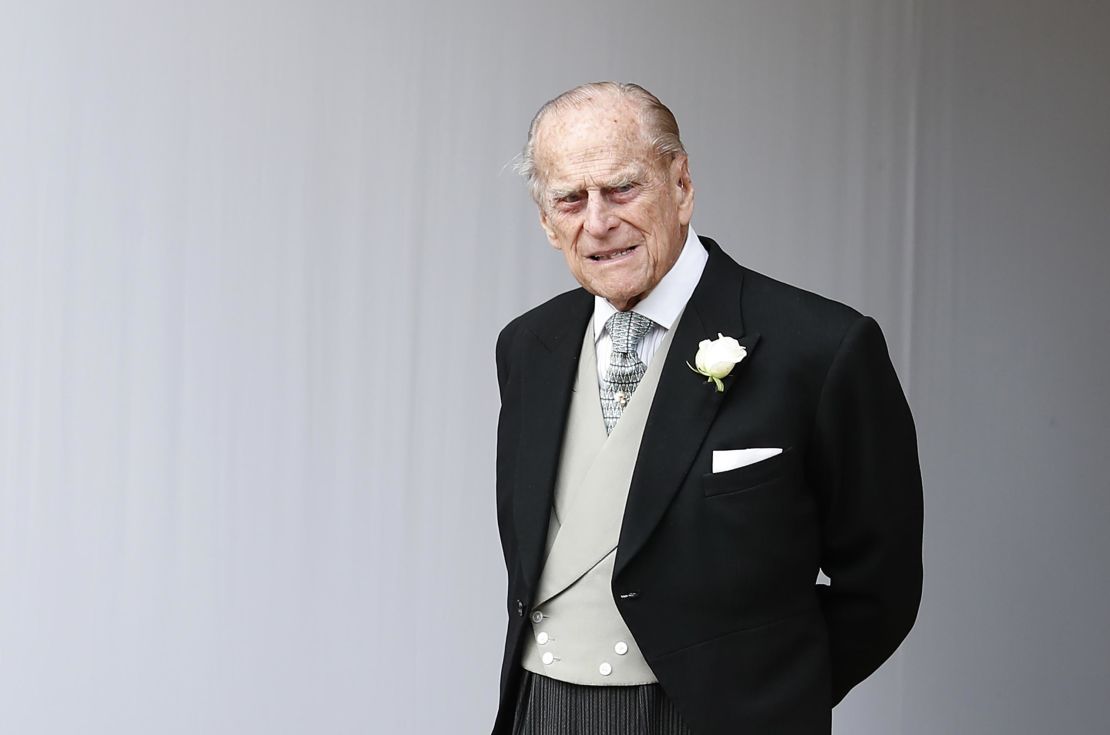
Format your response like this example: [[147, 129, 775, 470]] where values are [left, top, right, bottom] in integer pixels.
[[900, 1, 1110, 732], [1, 1, 1106, 732]]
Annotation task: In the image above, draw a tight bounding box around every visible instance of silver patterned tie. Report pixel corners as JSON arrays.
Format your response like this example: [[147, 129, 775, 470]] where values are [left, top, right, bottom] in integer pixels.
[[600, 310, 654, 434]]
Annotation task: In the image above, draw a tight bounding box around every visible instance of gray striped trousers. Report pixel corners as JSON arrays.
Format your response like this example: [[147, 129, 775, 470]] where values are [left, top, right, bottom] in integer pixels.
[[513, 670, 694, 735]]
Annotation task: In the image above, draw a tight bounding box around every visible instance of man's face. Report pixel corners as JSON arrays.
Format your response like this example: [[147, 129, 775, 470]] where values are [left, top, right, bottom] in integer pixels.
[[533, 96, 694, 311]]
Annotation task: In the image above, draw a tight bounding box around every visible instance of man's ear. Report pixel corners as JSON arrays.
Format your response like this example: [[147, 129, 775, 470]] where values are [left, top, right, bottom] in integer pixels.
[[538, 208, 561, 249], [672, 155, 695, 226]]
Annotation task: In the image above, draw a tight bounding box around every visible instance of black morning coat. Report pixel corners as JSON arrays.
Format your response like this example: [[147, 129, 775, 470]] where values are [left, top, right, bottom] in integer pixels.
[[492, 237, 923, 734]]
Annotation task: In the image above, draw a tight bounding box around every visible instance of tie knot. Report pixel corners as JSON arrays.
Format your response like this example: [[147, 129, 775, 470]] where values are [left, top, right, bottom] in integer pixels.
[[606, 310, 653, 354]]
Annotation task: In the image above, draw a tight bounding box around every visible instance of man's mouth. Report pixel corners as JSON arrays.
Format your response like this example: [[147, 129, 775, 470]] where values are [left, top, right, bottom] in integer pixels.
[[589, 245, 638, 262]]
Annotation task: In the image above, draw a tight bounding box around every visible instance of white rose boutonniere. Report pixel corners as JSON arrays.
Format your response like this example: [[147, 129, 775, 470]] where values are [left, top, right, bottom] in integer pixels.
[[688, 333, 747, 392]]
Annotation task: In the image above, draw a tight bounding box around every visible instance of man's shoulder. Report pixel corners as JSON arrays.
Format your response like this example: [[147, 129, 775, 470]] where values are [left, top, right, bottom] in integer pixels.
[[496, 287, 593, 349], [701, 237, 863, 352], [738, 263, 861, 329], [730, 259, 893, 378], [494, 287, 592, 393]]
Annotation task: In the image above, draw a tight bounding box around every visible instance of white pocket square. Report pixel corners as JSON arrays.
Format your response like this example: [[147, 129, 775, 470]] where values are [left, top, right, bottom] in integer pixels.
[[712, 448, 783, 473]]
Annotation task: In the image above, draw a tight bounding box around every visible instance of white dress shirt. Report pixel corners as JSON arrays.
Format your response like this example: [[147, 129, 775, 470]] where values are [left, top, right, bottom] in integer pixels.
[[593, 225, 708, 384]]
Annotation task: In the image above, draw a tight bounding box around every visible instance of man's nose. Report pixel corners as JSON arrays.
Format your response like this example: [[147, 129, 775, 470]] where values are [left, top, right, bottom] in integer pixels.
[[583, 192, 619, 237]]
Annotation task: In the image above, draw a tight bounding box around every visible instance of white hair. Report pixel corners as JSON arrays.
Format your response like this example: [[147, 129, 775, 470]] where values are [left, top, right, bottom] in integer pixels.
[[513, 82, 687, 203]]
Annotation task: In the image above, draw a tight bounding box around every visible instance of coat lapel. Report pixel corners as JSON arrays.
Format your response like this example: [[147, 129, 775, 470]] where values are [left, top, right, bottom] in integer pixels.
[[512, 290, 594, 595], [615, 239, 761, 577]]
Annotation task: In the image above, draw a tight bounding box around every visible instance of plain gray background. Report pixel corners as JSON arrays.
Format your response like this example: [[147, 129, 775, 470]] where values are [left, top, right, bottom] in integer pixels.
[[2, 1, 1108, 732]]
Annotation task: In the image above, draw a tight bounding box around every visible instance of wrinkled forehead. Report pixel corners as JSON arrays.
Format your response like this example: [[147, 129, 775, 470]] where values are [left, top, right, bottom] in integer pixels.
[[533, 98, 657, 188]]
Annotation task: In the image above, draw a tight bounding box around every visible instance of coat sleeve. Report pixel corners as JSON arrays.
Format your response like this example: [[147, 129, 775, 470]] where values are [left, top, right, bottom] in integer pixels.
[[494, 322, 520, 572], [808, 315, 924, 705]]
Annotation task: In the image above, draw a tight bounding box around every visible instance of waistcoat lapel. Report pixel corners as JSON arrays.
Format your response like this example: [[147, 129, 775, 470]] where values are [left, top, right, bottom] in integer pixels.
[[533, 320, 678, 608]]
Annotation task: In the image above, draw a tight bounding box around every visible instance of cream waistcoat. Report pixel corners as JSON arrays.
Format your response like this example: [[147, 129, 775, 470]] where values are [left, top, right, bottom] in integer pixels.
[[521, 317, 677, 685]]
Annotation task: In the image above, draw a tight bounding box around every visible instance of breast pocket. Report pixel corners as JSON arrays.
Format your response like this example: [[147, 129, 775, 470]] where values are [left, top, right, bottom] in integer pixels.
[[701, 446, 798, 498]]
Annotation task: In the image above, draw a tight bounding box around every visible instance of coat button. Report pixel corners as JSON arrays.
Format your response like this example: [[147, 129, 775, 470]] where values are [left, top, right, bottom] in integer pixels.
[[516, 600, 525, 617], [614, 641, 628, 655], [531, 610, 544, 624], [536, 632, 549, 645], [541, 652, 555, 666], [599, 662, 612, 676]]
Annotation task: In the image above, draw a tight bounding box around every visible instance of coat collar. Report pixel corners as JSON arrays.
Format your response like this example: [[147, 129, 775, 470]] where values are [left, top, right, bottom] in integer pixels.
[[512, 289, 593, 595], [615, 237, 760, 577]]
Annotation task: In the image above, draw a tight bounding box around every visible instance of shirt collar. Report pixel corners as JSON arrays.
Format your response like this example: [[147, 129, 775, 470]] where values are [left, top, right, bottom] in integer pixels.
[[593, 225, 708, 341]]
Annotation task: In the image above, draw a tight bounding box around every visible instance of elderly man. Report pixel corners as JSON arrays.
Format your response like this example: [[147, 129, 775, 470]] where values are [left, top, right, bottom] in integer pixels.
[[492, 82, 922, 735]]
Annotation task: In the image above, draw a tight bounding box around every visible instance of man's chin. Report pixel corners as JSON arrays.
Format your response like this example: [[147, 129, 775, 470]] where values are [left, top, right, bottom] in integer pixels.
[[576, 271, 653, 310], [595, 287, 646, 312]]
